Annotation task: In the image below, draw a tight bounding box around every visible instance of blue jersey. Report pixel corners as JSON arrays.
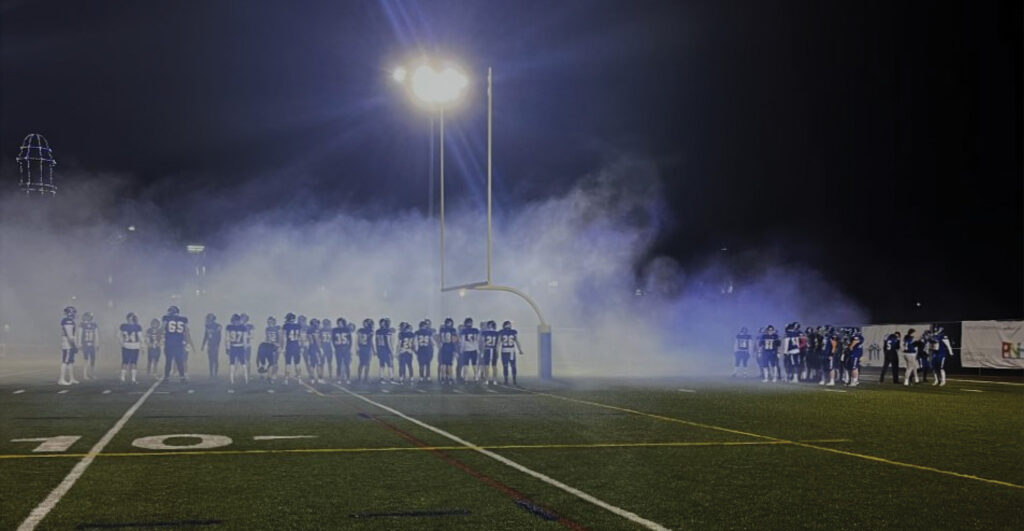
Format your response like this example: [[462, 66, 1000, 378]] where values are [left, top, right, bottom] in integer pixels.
[[849, 333, 864, 356], [902, 335, 917, 353], [265, 325, 281, 344], [319, 327, 333, 349], [332, 327, 352, 350], [439, 326, 458, 347], [735, 333, 751, 352], [306, 327, 321, 352], [81, 322, 99, 345], [415, 328, 435, 349], [933, 332, 950, 355], [283, 322, 302, 348], [498, 329, 519, 351], [759, 333, 780, 354], [375, 328, 393, 352], [162, 315, 188, 347], [226, 324, 247, 347], [785, 331, 801, 354], [884, 334, 900, 353], [398, 331, 415, 353], [482, 330, 499, 350], [357, 327, 373, 350], [119, 323, 143, 348]]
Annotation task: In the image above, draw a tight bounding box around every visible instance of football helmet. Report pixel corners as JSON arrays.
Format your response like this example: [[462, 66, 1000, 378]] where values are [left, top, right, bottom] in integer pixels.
[[267, 316, 277, 326], [126, 312, 137, 324], [444, 317, 454, 327], [464, 317, 473, 327], [167, 305, 180, 316], [206, 313, 216, 324], [336, 317, 347, 327], [82, 312, 94, 322], [765, 325, 775, 334], [285, 313, 296, 323], [150, 318, 160, 328], [230, 314, 241, 324], [400, 321, 411, 332], [502, 320, 512, 330], [363, 318, 374, 329], [739, 326, 748, 335], [240, 313, 249, 323], [64, 306, 77, 318]]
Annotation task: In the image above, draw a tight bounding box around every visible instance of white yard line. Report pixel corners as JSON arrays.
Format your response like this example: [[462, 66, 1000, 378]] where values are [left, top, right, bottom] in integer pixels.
[[961, 389, 983, 393], [13, 389, 25, 394], [17, 380, 161, 531], [947, 378, 1024, 387], [676, 389, 697, 393], [331, 383, 670, 531], [253, 435, 316, 441]]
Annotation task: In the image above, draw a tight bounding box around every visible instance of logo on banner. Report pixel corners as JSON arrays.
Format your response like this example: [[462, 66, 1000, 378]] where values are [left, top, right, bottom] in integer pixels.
[[1001, 342, 1022, 359]]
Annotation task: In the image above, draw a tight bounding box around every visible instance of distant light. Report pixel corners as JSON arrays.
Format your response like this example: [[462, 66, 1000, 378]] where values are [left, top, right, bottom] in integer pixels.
[[916, 301, 922, 307], [70, 295, 77, 301], [547, 280, 559, 288], [127, 225, 136, 232], [186, 244, 205, 254], [458, 288, 467, 298], [392, 66, 407, 83], [720, 247, 728, 251]]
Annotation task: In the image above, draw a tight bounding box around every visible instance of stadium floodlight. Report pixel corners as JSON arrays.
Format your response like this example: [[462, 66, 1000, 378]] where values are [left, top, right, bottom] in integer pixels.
[[186, 244, 205, 254], [127, 225, 136, 232]]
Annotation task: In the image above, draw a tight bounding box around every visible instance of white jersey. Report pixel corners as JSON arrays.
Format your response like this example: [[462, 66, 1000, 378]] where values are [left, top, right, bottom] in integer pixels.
[[60, 317, 76, 350]]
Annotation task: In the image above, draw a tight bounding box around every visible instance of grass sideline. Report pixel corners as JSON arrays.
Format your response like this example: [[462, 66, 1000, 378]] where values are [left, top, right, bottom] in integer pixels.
[[0, 364, 1022, 530]]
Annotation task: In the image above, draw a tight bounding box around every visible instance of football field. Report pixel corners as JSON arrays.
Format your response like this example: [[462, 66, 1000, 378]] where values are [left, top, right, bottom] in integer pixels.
[[1, 361, 1022, 530]]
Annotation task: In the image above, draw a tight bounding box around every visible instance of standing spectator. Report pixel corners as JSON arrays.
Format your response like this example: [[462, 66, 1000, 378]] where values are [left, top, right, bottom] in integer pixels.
[[879, 331, 901, 384]]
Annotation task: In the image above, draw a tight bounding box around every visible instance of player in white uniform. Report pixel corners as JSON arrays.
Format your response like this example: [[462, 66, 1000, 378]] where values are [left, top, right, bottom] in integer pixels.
[[58, 306, 80, 386], [119, 313, 143, 384]]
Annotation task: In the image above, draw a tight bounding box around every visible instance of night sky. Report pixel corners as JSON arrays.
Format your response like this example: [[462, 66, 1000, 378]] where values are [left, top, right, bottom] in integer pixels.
[[1, 0, 1021, 322]]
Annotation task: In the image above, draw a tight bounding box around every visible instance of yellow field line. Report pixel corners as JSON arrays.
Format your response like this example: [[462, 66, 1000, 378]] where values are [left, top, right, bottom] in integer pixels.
[[531, 391, 1024, 490], [0, 438, 851, 460]]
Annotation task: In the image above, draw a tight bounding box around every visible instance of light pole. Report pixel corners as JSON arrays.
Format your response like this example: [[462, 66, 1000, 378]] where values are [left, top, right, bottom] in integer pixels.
[[392, 59, 553, 380]]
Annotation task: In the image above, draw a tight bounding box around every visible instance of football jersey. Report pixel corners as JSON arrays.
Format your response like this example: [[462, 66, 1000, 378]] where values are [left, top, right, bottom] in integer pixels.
[[306, 327, 320, 351], [498, 329, 518, 352], [244, 323, 254, 346], [120, 322, 143, 349], [81, 321, 99, 345], [785, 331, 801, 354], [265, 325, 282, 345], [884, 334, 900, 352], [439, 326, 458, 347], [902, 335, 917, 353], [398, 331, 415, 353], [933, 332, 950, 355], [415, 328, 435, 349], [375, 328, 393, 352], [319, 327, 332, 348], [283, 322, 302, 348], [849, 333, 864, 355], [482, 330, 499, 350], [460, 327, 480, 351], [145, 327, 161, 348], [759, 333, 780, 354], [357, 327, 373, 349], [332, 327, 352, 350], [226, 324, 246, 348], [60, 317, 77, 349], [734, 333, 751, 352], [204, 322, 222, 349], [162, 315, 188, 347]]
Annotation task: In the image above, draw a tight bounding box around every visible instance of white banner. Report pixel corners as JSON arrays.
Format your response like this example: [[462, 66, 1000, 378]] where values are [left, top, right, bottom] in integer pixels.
[[961, 321, 1024, 369], [860, 324, 933, 367]]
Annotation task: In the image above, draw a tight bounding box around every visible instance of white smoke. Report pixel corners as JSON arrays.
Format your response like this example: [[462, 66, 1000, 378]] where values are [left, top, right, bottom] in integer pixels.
[[0, 156, 866, 376]]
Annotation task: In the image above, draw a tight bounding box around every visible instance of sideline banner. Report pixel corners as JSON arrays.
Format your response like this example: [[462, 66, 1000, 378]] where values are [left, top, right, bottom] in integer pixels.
[[860, 324, 932, 367], [961, 321, 1024, 369]]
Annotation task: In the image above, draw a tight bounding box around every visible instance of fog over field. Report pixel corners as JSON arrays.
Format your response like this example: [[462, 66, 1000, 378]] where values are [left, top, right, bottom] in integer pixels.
[[0, 156, 865, 376]]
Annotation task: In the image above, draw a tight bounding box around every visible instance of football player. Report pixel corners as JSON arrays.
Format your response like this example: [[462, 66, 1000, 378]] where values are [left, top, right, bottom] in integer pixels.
[[819, 326, 837, 386], [226, 314, 248, 385], [929, 326, 955, 386], [331, 318, 354, 384], [240, 313, 254, 379], [414, 319, 437, 382], [846, 327, 864, 387], [915, 330, 932, 383], [119, 313, 143, 384], [902, 328, 919, 385], [356, 318, 374, 383], [732, 327, 752, 377], [79, 312, 99, 380], [481, 320, 499, 385], [306, 319, 323, 383], [145, 318, 162, 379], [319, 316, 334, 381], [783, 322, 802, 383], [459, 317, 481, 383], [880, 331, 902, 384], [162, 305, 194, 383], [438, 318, 458, 385], [201, 313, 222, 380], [498, 321, 524, 386], [258, 316, 282, 382], [282, 313, 303, 384], [397, 322, 416, 384], [759, 325, 780, 383], [375, 317, 395, 383], [58, 306, 79, 386]]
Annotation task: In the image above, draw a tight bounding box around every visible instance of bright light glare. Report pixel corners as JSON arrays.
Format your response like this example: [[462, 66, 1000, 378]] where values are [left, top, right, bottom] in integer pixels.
[[410, 63, 468, 105], [392, 66, 406, 83]]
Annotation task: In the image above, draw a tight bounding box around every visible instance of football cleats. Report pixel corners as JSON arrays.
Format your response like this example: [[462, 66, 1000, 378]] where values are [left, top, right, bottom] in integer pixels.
[[167, 305, 180, 316], [126, 312, 138, 324], [63, 306, 77, 318], [206, 313, 216, 324]]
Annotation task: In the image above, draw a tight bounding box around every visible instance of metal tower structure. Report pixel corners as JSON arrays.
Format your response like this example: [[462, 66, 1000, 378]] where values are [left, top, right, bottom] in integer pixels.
[[16, 133, 57, 196]]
